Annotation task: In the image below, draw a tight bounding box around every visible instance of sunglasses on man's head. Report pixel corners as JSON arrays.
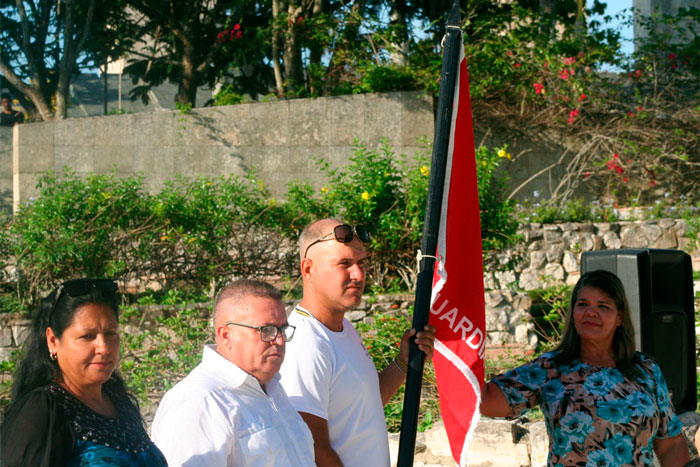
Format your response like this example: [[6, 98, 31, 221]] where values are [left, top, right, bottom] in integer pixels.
[[303, 224, 371, 258], [50, 278, 118, 316]]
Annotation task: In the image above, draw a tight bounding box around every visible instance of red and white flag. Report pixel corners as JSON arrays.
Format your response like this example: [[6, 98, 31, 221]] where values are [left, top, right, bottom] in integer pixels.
[[428, 37, 486, 466]]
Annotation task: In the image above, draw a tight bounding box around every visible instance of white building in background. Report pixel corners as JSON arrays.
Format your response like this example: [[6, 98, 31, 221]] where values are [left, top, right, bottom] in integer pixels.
[[633, 0, 700, 49]]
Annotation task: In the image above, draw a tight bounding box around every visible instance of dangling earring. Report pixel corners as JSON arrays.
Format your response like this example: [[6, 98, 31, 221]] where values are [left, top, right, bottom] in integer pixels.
[[49, 351, 57, 361]]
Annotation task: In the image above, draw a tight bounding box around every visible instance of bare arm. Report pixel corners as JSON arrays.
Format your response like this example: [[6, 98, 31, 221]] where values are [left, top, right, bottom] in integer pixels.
[[377, 325, 436, 406], [298, 412, 344, 467], [654, 434, 689, 466], [480, 381, 511, 418]]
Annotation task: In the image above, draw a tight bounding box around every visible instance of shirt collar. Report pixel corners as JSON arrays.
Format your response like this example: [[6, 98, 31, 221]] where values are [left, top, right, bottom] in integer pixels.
[[201, 344, 280, 394]]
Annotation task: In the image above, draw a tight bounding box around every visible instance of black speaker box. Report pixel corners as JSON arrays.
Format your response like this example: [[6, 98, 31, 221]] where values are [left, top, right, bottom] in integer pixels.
[[581, 249, 696, 413]]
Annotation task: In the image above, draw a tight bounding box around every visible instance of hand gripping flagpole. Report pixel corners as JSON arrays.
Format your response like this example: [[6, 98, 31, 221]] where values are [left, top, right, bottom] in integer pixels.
[[397, 2, 463, 466]]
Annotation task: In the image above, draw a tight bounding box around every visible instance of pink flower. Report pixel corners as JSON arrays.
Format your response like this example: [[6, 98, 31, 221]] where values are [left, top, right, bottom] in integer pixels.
[[564, 57, 576, 65], [533, 83, 545, 94], [559, 69, 570, 80]]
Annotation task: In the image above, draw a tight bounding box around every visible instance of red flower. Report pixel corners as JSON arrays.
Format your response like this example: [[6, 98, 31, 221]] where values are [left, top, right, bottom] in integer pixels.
[[543, 61, 549, 68], [668, 53, 676, 60], [235, 30, 242, 39], [506, 51, 513, 56], [563, 56, 576, 65], [671, 64, 677, 70], [650, 180, 656, 187], [613, 153, 619, 159], [637, 106, 643, 112], [559, 69, 570, 80], [567, 109, 579, 125], [233, 23, 241, 31], [533, 83, 545, 94], [297, 16, 304, 22], [627, 112, 634, 117], [634, 69, 643, 78], [514, 63, 521, 68], [584, 171, 592, 179], [623, 176, 629, 182], [578, 93, 587, 102], [216, 32, 226, 43]]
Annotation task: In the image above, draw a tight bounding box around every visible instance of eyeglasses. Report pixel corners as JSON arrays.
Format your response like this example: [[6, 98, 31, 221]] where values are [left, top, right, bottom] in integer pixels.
[[50, 278, 118, 317], [225, 321, 296, 342], [303, 224, 371, 258]]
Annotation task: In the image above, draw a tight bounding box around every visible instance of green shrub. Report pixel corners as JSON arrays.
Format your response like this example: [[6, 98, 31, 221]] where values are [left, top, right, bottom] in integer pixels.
[[356, 65, 421, 93], [355, 312, 438, 432], [475, 145, 519, 250], [518, 198, 619, 223], [4, 170, 298, 304], [213, 84, 247, 106]]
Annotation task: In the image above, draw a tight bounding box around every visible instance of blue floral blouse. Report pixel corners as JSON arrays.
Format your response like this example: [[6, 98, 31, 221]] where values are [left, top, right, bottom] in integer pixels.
[[491, 351, 681, 466]]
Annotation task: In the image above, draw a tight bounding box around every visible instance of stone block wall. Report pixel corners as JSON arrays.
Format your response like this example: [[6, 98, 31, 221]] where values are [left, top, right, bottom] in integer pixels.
[[484, 219, 699, 291]]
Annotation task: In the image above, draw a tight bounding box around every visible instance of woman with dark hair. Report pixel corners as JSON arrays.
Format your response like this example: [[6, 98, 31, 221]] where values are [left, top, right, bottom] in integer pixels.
[[481, 270, 689, 465], [1, 278, 167, 466]]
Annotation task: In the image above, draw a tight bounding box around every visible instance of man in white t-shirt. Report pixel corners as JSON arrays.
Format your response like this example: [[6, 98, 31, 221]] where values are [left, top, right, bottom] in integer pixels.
[[152, 279, 315, 466], [279, 218, 436, 466]]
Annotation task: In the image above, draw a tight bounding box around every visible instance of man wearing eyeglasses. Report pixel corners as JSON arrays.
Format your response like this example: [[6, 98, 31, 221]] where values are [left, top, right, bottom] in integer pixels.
[[152, 279, 315, 466], [279, 218, 436, 467]]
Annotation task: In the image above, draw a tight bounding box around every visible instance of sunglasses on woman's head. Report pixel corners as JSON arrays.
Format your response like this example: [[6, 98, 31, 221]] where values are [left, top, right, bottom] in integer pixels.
[[49, 278, 118, 317], [303, 224, 371, 258]]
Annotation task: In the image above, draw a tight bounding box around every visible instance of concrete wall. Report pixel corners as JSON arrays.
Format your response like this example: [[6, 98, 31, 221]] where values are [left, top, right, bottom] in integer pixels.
[[0, 127, 11, 215], [11, 92, 434, 211], [634, 0, 700, 48]]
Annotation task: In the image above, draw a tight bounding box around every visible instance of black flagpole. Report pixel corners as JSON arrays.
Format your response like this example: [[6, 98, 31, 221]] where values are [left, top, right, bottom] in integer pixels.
[[397, 2, 463, 466]]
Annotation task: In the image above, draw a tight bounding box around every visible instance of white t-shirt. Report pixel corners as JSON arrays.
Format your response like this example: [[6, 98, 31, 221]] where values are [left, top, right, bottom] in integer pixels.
[[152, 345, 315, 467], [279, 307, 390, 467]]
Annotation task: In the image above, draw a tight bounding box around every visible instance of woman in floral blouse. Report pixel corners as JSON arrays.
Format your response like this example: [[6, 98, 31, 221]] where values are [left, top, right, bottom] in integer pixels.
[[481, 270, 689, 466]]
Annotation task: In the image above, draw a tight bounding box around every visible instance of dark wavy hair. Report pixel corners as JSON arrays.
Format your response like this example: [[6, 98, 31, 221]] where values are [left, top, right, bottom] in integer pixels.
[[553, 270, 640, 378], [6, 279, 140, 417]]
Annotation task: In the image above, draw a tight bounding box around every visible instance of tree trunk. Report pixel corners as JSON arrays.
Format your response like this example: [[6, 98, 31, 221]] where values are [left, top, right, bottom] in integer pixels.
[[177, 52, 198, 108], [389, 0, 409, 66], [272, 0, 286, 97], [307, 0, 325, 96], [283, 2, 306, 96], [0, 60, 53, 120]]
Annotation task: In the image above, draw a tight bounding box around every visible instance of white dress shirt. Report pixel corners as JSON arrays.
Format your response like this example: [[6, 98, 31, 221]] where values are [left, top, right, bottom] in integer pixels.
[[152, 344, 315, 467]]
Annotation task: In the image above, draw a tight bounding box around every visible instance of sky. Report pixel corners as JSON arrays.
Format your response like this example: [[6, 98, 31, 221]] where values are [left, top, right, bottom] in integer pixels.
[[594, 0, 634, 55]]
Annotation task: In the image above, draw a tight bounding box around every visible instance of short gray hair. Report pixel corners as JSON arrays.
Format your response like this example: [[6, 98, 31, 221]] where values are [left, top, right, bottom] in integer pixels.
[[214, 279, 282, 323]]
